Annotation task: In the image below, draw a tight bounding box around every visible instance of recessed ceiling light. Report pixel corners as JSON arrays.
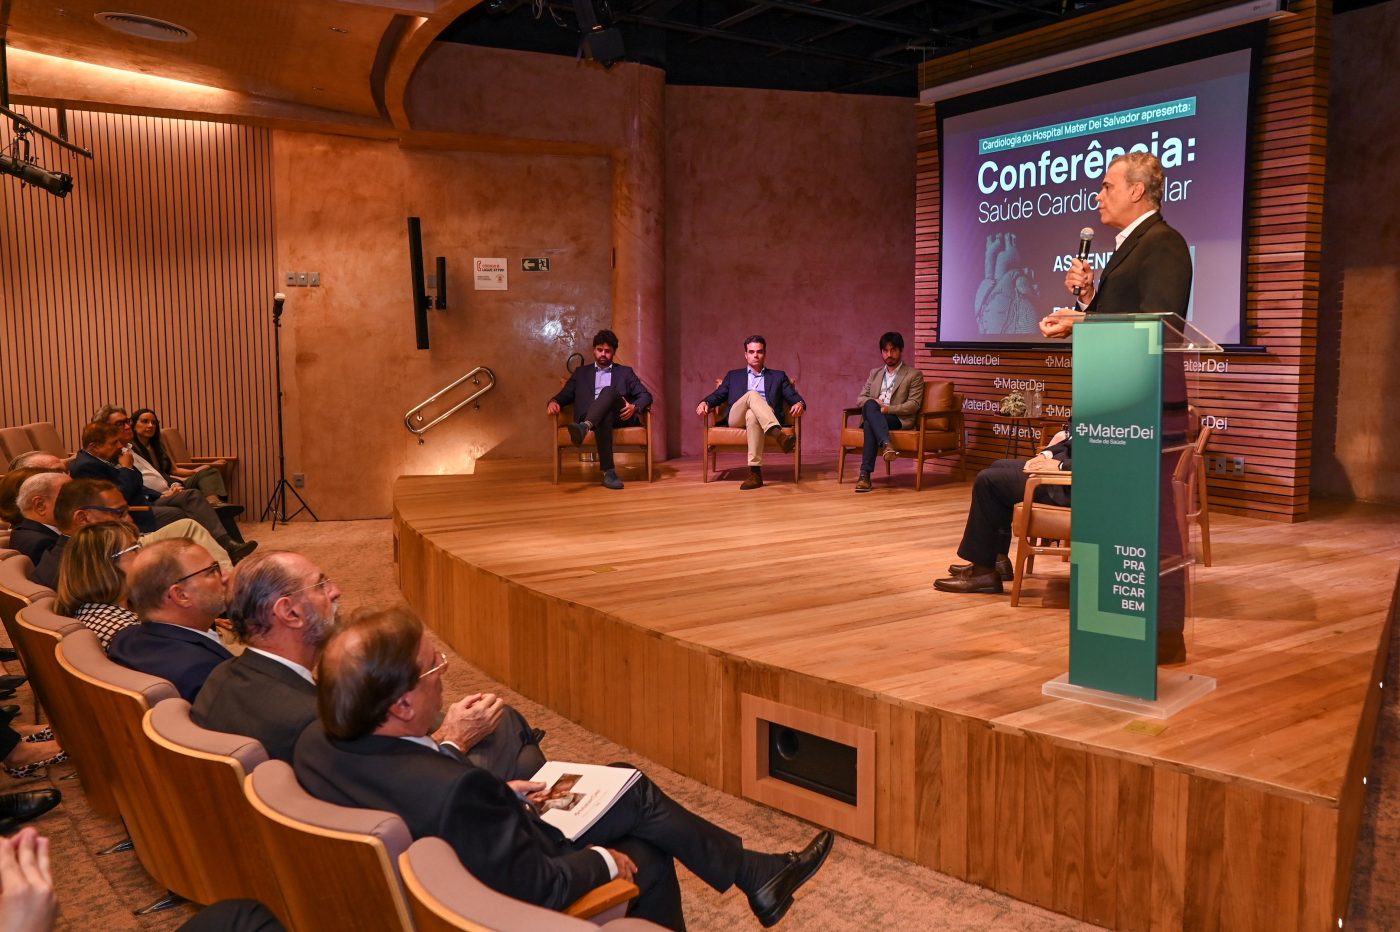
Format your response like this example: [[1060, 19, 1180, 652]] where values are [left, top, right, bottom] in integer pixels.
[[94, 11, 196, 42], [330, 26, 349, 34], [312, 86, 324, 92]]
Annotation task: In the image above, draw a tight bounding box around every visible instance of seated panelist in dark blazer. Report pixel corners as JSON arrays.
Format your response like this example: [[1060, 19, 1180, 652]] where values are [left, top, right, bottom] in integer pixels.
[[294, 606, 833, 931], [108, 538, 233, 702], [195, 550, 546, 777], [547, 329, 653, 491], [696, 335, 806, 491]]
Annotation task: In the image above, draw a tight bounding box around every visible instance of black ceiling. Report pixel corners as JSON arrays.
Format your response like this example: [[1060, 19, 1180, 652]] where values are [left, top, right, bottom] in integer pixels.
[[440, 0, 1386, 98]]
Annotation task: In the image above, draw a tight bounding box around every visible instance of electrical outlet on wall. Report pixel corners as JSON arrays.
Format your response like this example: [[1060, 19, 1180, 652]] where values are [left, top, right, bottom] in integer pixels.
[[293, 473, 305, 488]]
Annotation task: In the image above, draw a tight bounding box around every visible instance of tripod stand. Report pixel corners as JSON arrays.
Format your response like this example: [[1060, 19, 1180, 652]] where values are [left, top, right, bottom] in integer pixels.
[[259, 294, 319, 529]]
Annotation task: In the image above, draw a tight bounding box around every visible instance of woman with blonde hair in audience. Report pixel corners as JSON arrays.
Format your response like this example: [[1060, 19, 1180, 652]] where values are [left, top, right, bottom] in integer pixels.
[[55, 521, 141, 651], [129, 408, 229, 503]]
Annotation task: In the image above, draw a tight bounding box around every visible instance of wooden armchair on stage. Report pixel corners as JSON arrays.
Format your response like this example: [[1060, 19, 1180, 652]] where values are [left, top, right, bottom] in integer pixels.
[[1008, 472, 1073, 606], [552, 409, 654, 484], [837, 380, 965, 490], [700, 396, 803, 484]]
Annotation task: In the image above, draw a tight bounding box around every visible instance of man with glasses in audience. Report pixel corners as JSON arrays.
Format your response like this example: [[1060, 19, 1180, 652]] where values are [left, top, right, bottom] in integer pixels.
[[108, 539, 234, 701], [195, 552, 546, 775], [28, 478, 235, 589], [70, 419, 255, 563]]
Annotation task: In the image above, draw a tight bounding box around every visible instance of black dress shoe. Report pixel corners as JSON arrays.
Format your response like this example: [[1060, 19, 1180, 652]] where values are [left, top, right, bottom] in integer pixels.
[[600, 470, 624, 491], [227, 540, 259, 564], [213, 503, 245, 519], [528, 728, 547, 745], [567, 421, 589, 446], [933, 570, 1004, 594], [0, 788, 61, 834], [0, 705, 19, 724], [747, 830, 834, 928], [947, 555, 1013, 581], [0, 647, 17, 662], [0, 676, 26, 693]]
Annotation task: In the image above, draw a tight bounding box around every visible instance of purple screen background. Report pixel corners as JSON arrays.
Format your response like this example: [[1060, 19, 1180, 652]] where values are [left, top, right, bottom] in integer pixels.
[[938, 49, 1251, 345]]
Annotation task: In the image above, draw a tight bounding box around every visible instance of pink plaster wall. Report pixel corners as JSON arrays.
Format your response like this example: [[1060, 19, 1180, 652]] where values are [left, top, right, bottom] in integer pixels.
[[273, 131, 613, 517], [663, 85, 917, 457]]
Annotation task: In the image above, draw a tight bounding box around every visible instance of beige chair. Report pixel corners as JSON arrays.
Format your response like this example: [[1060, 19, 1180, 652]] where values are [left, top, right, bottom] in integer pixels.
[[244, 759, 415, 931], [0, 426, 37, 464], [400, 837, 649, 931], [0, 553, 55, 657], [701, 388, 803, 484], [21, 422, 68, 457], [141, 700, 288, 920], [837, 381, 965, 490], [1008, 473, 1073, 607], [161, 427, 238, 491], [553, 409, 654, 484], [56, 630, 188, 913], [13, 600, 121, 820]]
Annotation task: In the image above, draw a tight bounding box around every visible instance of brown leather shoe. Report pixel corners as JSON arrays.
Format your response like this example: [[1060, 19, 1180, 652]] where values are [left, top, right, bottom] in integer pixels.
[[880, 442, 898, 463], [766, 425, 796, 454], [948, 555, 1013, 580], [854, 474, 873, 493], [740, 469, 764, 491], [933, 569, 1004, 594]]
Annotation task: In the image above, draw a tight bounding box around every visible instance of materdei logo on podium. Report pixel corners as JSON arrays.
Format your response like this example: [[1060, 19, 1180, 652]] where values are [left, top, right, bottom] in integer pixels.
[[474, 258, 508, 291]]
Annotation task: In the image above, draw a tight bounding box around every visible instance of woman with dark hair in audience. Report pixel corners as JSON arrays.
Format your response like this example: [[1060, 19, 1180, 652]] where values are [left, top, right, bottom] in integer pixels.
[[55, 521, 141, 651], [129, 408, 228, 503]]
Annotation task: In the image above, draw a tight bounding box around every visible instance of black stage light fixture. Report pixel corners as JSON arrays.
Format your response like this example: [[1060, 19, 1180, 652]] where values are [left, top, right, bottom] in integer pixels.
[[0, 153, 73, 197], [572, 0, 625, 66]]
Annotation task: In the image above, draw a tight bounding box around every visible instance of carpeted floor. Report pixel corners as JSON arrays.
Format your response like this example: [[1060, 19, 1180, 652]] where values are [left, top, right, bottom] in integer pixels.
[[13, 518, 1398, 930]]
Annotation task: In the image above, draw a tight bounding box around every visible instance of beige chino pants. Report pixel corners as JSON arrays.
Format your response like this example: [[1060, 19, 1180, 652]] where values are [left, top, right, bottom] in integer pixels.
[[727, 390, 782, 466]]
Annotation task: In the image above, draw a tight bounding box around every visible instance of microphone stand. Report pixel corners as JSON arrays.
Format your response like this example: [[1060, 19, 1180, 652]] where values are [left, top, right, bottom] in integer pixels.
[[259, 299, 319, 529]]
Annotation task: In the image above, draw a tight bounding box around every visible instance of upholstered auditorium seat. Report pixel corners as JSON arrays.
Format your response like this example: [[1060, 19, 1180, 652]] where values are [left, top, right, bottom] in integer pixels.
[[21, 422, 68, 456]]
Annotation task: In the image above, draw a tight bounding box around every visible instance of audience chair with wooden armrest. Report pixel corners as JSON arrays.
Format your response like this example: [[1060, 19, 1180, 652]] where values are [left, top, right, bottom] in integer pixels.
[[141, 700, 289, 921], [1009, 472, 1073, 607], [13, 599, 123, 822], [244, 759, 415, 932], [56, 630, 190, 913], [836, 381, 966, 490], [553, 408, 654, 485], [401, 837, 652, 931], [700, 384, 803, 484], [21, 422, 68, 457], [0, 426, 38, 465], [161, 428, 239, 492]]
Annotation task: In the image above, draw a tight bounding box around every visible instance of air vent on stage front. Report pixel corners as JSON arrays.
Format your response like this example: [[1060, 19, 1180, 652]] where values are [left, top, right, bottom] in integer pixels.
[[94, 12, 196, 43]]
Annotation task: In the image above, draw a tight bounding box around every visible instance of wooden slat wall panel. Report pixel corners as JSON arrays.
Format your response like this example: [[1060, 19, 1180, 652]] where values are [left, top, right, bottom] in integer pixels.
[[1, 109, 277, 511], [914, 0, 1330, 521]]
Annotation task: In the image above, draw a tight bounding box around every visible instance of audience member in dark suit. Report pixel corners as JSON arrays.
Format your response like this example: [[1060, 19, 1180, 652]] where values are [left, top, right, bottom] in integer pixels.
[[294, 607, 832, 930], [7, 471, 68, 565], [935, 154, 1193, 657], [108, 539, 233, 701], [70, 420, 254, 562], [696, 335, 805, 490], [197, 550, 545, 775], [548, 329, 653, 491]]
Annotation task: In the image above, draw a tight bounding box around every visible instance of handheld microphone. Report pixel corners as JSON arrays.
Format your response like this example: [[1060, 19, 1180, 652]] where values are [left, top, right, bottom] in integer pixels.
[[273, 292, 286, 320], [1072, 227, 1094, 296]]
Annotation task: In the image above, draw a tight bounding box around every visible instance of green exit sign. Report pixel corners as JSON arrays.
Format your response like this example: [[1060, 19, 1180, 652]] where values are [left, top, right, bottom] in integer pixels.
[[522, 258, 550, 272]]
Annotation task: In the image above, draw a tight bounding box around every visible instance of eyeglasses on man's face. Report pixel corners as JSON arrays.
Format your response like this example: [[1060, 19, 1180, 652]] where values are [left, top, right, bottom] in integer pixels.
[[173, 562, 221, 585], [288, 575, 331, 598], [84, 504, 130, 518], [418, 651, 449, 681]]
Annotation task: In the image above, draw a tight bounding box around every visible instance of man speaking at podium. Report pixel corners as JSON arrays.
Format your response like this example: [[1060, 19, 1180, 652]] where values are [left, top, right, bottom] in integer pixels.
[[935, 151, 1193, 662]]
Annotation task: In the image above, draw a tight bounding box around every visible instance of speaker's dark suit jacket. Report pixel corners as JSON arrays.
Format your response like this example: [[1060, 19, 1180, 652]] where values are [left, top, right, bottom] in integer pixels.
[[294, 723, 741, 929], [108, 621, 233, 701], [9, 519, 60, 566], [1085, 212, 1193, 317], [551, 364, 652, 420], [703, 368, 804, 426], [69, 449, 159, 532], [192, 650, 315, 763]]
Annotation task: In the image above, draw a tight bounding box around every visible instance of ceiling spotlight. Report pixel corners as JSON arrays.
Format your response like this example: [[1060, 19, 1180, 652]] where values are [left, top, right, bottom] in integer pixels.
[[0, 155, 73, 197], [330, 25, 349, 34], [94, 11, 195, 42]]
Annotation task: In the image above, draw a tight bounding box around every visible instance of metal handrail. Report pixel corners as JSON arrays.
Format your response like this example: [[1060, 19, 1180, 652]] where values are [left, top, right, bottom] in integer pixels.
[[404, 366, 496, 439]]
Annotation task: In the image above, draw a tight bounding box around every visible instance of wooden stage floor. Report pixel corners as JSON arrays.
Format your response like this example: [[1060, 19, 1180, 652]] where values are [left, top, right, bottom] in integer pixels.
[[393, 457, 1400, 931]]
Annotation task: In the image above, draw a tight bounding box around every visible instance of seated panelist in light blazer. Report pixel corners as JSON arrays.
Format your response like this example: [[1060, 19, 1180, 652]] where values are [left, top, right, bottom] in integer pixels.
[[547, 328, 653, 491], [696, 335, 805, 491], [852, 331, 925, 494]]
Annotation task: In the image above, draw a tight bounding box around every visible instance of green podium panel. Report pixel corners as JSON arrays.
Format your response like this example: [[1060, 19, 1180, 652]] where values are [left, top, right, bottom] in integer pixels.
[[1069, 318, 1166, 700]]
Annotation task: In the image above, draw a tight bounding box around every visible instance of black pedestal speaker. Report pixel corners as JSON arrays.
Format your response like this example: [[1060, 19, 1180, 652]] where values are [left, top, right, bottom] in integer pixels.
[[766, 725, 858, 805]]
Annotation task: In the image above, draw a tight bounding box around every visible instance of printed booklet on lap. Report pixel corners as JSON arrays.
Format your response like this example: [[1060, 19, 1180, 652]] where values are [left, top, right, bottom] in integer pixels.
[[527, 761, 640, 841]]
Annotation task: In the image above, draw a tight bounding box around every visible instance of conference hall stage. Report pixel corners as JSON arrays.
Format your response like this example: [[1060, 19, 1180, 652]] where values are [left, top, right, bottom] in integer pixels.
[[392, 458, 1398, 930]]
